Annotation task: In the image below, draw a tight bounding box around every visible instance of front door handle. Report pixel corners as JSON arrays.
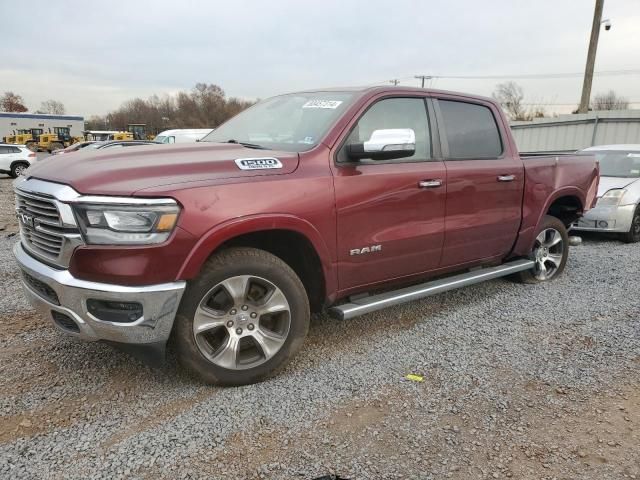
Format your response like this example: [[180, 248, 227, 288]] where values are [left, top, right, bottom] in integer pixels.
[[419, 179, 443, 188], [497, 174, 515, 182]]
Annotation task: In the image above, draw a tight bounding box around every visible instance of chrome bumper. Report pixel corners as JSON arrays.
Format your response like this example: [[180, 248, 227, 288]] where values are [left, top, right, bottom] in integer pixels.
[[13, 242, 186, 345], [571, 204, 636, 233]]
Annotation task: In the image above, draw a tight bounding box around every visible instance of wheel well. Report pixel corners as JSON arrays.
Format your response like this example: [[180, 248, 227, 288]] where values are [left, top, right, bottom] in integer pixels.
[[10, 160, 30, 169], [218, 230, 326, 313], [547, 195, 583, 226]]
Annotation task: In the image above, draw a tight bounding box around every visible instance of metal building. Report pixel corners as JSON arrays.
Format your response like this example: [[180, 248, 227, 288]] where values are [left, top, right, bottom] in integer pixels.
[[511, 110, 640, 154], [0, 112, 85, 139]]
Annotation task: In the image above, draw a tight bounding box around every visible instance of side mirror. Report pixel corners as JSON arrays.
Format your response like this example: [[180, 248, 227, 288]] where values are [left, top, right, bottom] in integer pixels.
[[347, 128, 416, 160]]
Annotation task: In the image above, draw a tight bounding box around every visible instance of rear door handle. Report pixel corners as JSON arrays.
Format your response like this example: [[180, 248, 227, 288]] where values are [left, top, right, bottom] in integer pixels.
[[419, 179, 443, 188], [497, 174, 515, 182]]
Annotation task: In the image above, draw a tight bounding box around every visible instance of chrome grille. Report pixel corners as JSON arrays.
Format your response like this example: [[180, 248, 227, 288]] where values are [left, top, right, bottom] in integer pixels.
[[14, 184, 83, 268]]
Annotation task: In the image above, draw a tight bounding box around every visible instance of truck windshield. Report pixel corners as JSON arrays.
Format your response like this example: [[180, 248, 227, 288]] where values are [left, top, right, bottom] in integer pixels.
[[593, 151, 640, 178], [201, 92, 354, 152]]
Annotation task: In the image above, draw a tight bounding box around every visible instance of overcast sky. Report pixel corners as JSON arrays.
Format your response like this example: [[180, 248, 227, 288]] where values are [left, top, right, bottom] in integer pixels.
[[3, 0, 639, 117]]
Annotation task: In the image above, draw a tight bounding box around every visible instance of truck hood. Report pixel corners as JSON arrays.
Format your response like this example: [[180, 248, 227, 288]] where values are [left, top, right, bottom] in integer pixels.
[[26, 143, 300, 196], [597, 176, 639, 197]]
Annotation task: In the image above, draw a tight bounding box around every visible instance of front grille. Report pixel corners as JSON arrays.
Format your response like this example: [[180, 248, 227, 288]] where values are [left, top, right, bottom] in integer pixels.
[[15, 190, 66, 262], [22, 271, 60, 305], [15, 191, 60, 224]]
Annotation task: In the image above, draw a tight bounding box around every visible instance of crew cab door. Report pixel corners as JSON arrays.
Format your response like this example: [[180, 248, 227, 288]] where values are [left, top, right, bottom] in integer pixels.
[[434, 98, 524, 266], [332, 96, 446, 291]]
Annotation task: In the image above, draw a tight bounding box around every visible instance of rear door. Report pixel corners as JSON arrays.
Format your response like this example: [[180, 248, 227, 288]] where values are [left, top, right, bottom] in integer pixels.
[[332, 96, 447, 291], [434, 98, 523, 266], [0, 146, 13, 170]]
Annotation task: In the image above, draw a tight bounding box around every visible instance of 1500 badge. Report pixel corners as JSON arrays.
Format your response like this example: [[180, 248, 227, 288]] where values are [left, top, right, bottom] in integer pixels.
[[235, 158, 283, 170]]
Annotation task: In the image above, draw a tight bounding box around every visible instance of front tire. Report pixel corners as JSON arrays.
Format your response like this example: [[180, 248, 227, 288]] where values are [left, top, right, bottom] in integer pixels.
[[516, 215, 569, 284], [621, 206, 640, 243], [173, 247, 310, 386], [10, 162, 30, 178]]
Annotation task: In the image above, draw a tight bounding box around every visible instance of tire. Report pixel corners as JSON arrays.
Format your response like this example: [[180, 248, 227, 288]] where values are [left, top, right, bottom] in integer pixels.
[[621, 206, 640, 243], [10, 162, 30, 178], [516, 215, 569, 284], [49, 142, 63, 153], [173, 247, 310, 386]]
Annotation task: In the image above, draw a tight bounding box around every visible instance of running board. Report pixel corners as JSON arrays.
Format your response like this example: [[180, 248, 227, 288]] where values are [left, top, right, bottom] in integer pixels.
[[328, 259, 535, 320]]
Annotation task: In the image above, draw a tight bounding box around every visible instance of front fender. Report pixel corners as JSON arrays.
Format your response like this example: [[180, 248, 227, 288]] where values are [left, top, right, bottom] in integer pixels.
[[176, 213, 338, 300]]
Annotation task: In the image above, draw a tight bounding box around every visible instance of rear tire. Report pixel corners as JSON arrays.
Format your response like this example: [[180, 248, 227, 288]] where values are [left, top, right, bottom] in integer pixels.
[[173, 247, 310, 386], [621, 206, 640, 243], [516, 215, 569, 284], [10, 162, 30, 178]]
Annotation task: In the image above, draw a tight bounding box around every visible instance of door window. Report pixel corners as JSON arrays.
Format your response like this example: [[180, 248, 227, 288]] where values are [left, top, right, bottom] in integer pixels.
[[343, 98, 431, 162], [439, 100, 502, 159]]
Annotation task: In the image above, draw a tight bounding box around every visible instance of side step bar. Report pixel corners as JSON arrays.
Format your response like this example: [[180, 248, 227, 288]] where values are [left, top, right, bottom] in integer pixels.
[[328, 258, 535, 320]]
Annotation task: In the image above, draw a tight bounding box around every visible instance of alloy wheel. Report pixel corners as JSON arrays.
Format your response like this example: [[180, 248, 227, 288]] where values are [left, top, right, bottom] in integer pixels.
[[532, 228, 565, 281], [192, 275, 291, 370]]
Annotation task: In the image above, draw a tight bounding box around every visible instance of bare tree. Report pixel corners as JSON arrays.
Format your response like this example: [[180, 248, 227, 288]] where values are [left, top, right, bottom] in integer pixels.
[[592, 90, 629, 111], [38, 99, 66, 115], [1, 92, 28, 112], [90, 83, 254, 135], [492, 81, 528, 121]]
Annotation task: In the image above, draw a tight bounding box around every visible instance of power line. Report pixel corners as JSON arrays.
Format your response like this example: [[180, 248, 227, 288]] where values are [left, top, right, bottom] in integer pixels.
[[367, 69, 640, 86]]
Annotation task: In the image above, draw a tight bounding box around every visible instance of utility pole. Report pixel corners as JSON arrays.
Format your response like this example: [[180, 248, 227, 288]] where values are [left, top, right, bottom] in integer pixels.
[[390, 79, 400, 86], [578, 0, 605, 113], [414, 75, 432, 88]]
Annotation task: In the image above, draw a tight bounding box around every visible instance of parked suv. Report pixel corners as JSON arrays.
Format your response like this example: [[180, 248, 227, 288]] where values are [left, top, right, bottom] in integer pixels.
[[13, 87, 599, 385], [0, 144, 35, 178]]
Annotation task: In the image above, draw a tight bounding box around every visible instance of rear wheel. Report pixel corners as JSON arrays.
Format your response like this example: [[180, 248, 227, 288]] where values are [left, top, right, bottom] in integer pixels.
[[173, 247, 310, 386], [621, 206, 640, 243], [10, 162, 29, 178], [516, 215, 569, 284]]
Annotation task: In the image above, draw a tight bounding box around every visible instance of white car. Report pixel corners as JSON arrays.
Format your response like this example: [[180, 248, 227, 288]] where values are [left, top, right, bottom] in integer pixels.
[[154, 129, 213, 144], [0, 144, 35, 178], [572, 144, 640, 243]]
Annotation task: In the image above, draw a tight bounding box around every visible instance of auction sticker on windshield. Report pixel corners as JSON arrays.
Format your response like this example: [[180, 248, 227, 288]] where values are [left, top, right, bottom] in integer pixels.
[[302, 100, 343, 109]]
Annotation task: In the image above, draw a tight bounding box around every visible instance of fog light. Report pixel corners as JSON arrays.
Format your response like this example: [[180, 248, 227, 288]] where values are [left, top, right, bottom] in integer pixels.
[[87, 299, 143, 323], [598, 221, 609, 228]]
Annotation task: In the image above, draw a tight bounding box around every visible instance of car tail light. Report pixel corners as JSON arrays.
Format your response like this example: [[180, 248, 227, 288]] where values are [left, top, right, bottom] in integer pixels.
[[28, 153, 36, 158]]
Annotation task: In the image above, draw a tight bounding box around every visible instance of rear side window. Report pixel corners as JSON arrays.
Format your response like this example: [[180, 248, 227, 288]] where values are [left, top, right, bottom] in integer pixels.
[[12, 147, 21, 153], [439, 100, 502, 159]]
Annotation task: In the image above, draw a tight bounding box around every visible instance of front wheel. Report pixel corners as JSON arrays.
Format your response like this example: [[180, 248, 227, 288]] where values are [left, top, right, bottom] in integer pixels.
[[173, 247, 310, 386], [621, 206, 640, 243], [10, 162, 30, 178], [516, 215, 569, 284]]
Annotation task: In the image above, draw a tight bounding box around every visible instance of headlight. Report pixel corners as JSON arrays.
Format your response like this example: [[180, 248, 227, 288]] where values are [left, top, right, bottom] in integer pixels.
[[597, 189, 626, 207], [73, 201, 180, 245]]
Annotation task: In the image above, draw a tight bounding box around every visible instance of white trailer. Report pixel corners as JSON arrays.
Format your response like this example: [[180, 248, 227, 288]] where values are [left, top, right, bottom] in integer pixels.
[[1, 112, 85, 142]]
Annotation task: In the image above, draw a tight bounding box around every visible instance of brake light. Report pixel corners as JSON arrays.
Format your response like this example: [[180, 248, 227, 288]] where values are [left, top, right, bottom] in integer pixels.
[[28, 153, 36, 157]]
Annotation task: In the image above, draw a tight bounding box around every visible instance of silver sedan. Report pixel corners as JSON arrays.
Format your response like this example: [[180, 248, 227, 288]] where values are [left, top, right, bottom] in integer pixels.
[[572, 144, 640, 243]]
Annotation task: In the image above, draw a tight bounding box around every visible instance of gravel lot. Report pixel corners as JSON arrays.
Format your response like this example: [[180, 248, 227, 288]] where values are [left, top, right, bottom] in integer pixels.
[[0, 176, 639, 479]]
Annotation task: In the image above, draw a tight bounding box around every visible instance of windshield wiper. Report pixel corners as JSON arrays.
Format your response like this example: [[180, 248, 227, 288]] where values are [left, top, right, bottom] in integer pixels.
[[224, 139, 267, 150]]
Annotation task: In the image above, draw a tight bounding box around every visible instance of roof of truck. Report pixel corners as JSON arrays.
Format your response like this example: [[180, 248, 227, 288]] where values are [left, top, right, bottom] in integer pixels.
[[289, 85, 495, 103]]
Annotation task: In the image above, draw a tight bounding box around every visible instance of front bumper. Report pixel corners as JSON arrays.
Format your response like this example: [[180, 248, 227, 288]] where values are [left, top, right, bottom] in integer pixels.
[[571, 203, 636, 233], [13, 242, 186, 346]]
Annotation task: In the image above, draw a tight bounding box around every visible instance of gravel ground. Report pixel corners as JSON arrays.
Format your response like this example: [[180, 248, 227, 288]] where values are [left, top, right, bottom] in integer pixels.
[[0, 176, 639, 479]]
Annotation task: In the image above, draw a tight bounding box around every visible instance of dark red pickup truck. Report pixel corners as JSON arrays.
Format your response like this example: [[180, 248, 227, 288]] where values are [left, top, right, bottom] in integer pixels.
[[14, 87, 599, 385]]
